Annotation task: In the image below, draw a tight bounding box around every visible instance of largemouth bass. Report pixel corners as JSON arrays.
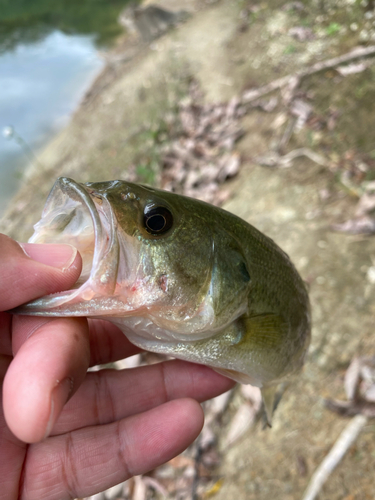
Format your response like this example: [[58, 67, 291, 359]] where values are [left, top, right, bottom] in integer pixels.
[[16, 177, 311, 420]]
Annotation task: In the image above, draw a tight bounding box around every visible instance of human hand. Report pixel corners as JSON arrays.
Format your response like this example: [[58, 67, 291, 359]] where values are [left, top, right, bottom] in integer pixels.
[[0, 234, 235, 500]]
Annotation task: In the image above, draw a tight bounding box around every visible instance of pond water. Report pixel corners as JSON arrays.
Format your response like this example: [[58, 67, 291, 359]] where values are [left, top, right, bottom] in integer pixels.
[[0, 31, 103, 215], [0, 0, 128, 217]]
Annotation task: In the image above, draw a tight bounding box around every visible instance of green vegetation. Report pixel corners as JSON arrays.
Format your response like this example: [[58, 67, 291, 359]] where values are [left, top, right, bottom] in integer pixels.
[[325, 22, 341, 36], [0, 0, 134, 53], [284, 43, 297, 54]]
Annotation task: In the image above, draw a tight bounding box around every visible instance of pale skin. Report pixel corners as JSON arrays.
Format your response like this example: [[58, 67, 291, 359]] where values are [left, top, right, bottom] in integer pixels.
[[0, 234, 234, 500]]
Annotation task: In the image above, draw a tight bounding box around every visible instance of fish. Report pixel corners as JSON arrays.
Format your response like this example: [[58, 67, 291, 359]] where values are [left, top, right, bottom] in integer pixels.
[[15, 177, 311, 421]]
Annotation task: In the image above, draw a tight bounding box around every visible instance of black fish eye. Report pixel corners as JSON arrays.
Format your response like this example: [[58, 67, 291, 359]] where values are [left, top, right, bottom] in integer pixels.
[[144, 206, 173, 235]]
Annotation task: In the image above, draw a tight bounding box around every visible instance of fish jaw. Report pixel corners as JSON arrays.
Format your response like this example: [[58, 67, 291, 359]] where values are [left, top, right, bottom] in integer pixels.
[[15, 177, 143, 317]]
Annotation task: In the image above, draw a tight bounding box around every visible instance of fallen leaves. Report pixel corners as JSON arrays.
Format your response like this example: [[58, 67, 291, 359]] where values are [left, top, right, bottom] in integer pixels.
[[224, 385, 262, 446], [160, 82, 244, 205], [332, 180, 375, 235], [127, 46, 375, 233], [331, 216, 375, 235], [326, 356, 375, 418]]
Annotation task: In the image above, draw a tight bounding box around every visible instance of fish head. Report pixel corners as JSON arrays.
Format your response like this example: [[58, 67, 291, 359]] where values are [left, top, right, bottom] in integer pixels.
[[21, 177, 249, 340]]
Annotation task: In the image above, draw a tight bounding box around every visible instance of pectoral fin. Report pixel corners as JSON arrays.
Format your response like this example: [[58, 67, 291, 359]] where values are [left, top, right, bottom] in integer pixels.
[[241, 313, 288, 350]]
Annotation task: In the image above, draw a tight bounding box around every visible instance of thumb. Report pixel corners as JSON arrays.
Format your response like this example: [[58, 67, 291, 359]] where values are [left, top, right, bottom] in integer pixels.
[[0, 234, 82, 311]]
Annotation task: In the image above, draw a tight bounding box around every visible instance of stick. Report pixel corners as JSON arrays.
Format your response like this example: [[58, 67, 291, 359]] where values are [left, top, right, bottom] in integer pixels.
[[242, 45, 375, 103], [256, 147, 329, 168], [301, 414, 368, 500]]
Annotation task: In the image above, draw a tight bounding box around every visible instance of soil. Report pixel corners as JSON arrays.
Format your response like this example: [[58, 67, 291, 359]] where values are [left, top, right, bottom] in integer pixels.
[[1, 0, 375, 498]]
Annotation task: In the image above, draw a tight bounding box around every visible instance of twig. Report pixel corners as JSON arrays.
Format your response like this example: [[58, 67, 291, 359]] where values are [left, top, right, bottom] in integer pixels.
[[256, 147, 329, 168], [242, 45, 375, 103], [301, 414, 368, 500], [301, 45, 375, 77], [277, 116, 297, 153], [280, 148, 329, 167]]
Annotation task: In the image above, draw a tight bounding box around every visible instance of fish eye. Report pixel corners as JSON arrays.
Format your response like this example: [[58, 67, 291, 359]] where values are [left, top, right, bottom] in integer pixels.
[[144, 206, 173, 235]]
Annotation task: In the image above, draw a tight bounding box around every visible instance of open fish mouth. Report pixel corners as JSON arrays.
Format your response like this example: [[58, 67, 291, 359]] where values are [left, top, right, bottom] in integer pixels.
[[17, 177, 124, 316]]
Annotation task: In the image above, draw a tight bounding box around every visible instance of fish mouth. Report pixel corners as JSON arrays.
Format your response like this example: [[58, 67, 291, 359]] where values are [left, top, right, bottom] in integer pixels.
[[16, 177, 125, 316]]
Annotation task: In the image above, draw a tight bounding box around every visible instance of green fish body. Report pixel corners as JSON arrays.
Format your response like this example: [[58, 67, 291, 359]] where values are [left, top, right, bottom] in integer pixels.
[[17, 177, 311, 419]]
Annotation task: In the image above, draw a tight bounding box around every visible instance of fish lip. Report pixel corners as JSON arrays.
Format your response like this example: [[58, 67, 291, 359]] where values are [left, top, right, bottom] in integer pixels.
[[16, 177, 121, 315], [59, 177, 105, 267], [58, 177, 120, 295]]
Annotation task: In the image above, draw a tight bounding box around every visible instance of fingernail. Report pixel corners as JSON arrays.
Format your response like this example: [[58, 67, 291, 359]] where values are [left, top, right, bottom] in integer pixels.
[[45, 377, 73, 439], [19, 243, 77, 271]]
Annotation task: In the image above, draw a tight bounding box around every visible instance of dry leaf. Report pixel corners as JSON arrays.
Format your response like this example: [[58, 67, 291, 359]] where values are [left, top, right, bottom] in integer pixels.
[[290, 99, 313, 131], [200, 422, 216, 450], [209, 389, 233, 416], [364, 385, 375, 403], [344, 357, 361, 401], [240, 384, 262, 409], [202, 478, 224, 498], [225, 402, 258, 446], [327, 356, 375, 418], [133, 476, 147, 500], [331, 216, 375, 235], [168, 456, 195, 469], [252, 96, 279, 112], [142, 476, 168, 497], [103, 482, 125, 499], [288, 26, 315, 42], [355, 191, 375, 217], [84, 493, 105, 500], [325, 398, 375, 418], [159, 80, 243, 205]]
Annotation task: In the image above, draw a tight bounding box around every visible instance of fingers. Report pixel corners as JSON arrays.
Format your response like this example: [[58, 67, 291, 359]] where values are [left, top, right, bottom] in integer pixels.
[[22, 399, 203, 500], [1, 235, 89, 444], [0, 235, 82, 311], [51, 359, 235, 435], [0, 354, 28, 500], [3, 316, 90, 443], [87, 319, 141, 366]]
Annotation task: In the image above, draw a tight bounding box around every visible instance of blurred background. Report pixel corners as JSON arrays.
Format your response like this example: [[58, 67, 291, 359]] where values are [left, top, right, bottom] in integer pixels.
[[0, 0, 129, 215], [1, 0, 375, 499]]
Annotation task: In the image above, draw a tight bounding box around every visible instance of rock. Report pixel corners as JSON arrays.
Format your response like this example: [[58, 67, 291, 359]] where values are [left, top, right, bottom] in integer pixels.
[[119, 4, 190, 42]]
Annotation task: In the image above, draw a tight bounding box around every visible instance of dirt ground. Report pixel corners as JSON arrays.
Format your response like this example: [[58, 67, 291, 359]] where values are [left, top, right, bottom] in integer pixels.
[[1, 0, 375, 499]]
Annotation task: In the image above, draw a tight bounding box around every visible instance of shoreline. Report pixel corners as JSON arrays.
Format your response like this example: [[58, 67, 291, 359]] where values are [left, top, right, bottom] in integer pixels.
[[0, 30, 107, 218], [0, 0, 237, 241], [16, 0, 199, 190]]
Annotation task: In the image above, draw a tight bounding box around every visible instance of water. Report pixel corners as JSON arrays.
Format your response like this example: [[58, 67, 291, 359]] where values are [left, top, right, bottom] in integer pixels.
[[0, 0, 128, 217], [0, 31, 104, 215]]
